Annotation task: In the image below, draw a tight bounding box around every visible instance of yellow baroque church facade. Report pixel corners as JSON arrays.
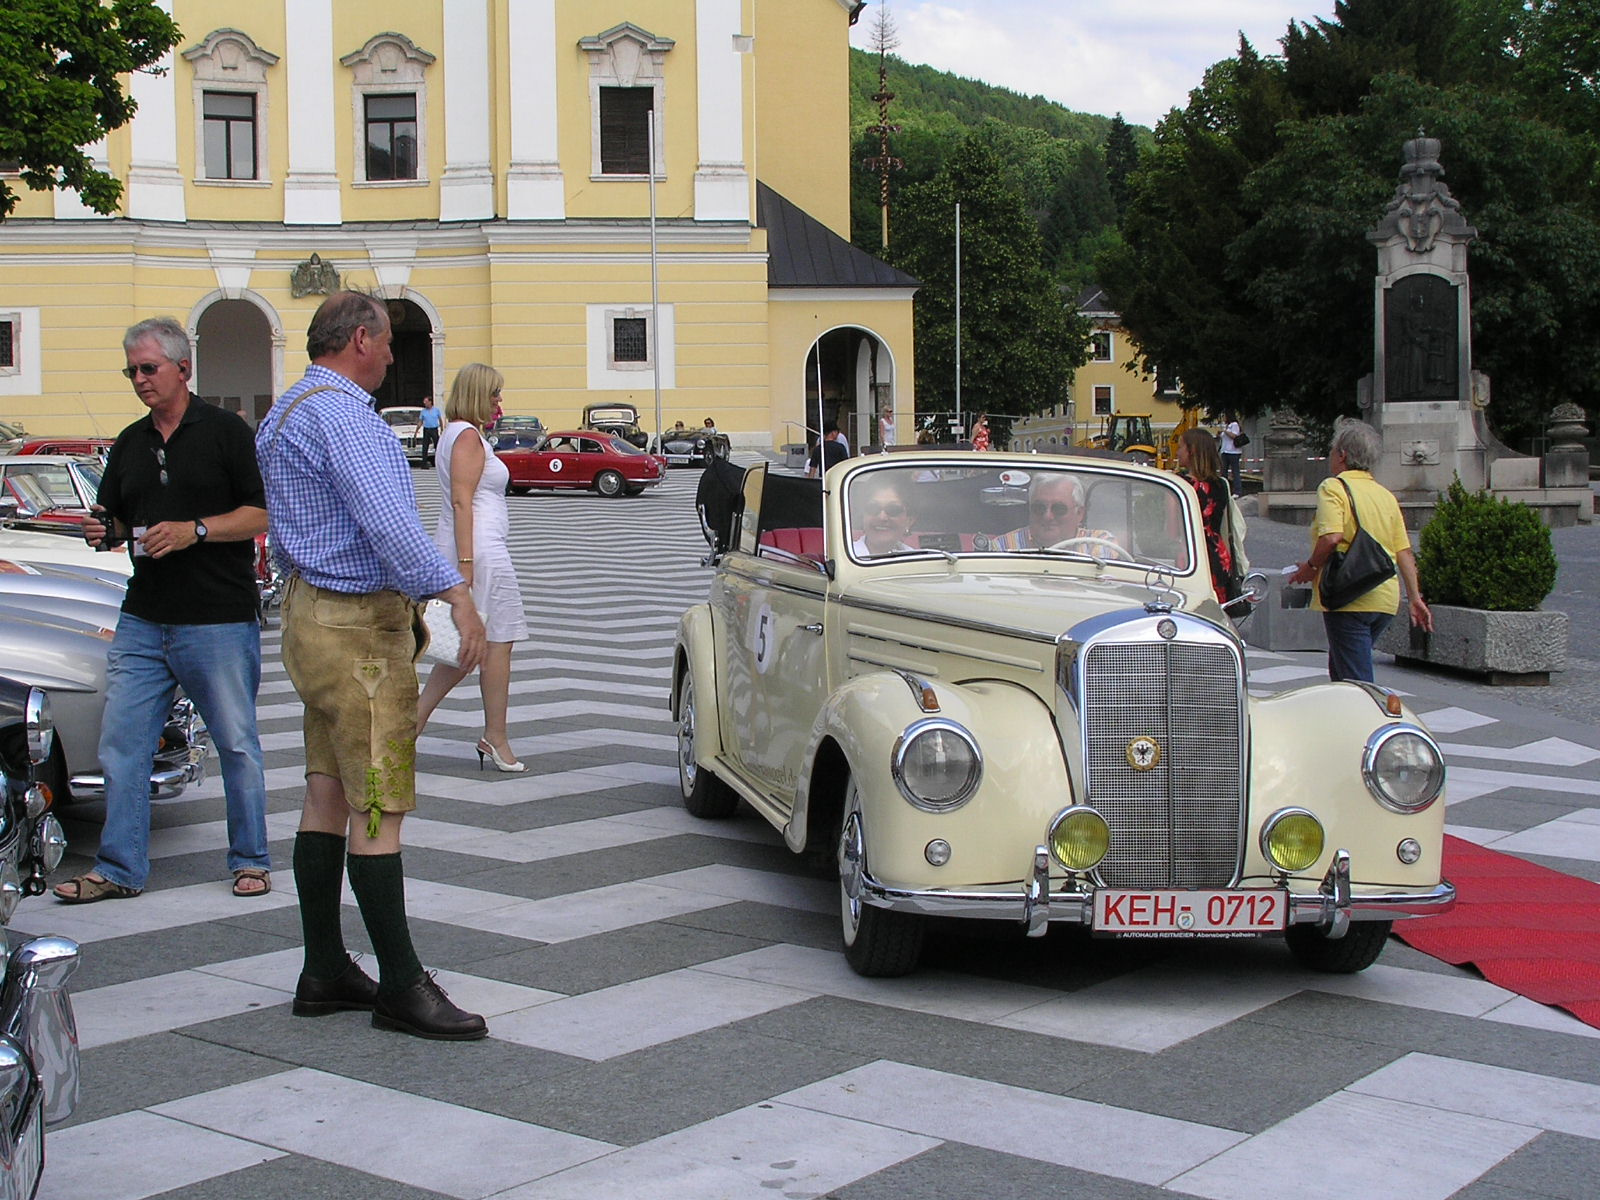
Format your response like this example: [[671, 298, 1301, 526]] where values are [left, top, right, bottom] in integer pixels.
[[0, 0, 915, 451]]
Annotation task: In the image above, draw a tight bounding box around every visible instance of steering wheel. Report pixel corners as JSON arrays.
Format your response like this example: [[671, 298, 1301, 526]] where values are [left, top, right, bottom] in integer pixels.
[[1046, 535, 1133, 561]]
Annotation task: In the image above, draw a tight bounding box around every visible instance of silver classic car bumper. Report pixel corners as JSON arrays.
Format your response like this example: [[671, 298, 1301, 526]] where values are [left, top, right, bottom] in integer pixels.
[[0, 934, 81, 1199], [860, 847, 1457, 936], [68, 697, 208, 800]]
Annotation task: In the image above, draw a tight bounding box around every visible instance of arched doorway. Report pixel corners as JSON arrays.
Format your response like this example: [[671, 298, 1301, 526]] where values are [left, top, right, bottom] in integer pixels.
[[372, 298, 435, 410], [195, 299, 273, 426], [804, 325, 895, 450]]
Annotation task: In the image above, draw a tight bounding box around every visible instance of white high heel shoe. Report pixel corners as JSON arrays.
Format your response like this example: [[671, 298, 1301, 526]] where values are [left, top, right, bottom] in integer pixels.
[[476, 739, 526, 773]]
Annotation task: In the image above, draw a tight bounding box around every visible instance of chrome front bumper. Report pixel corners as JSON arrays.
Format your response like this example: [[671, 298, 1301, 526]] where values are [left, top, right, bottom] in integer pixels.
[[70, 743, 207, 801], [861, 848, 1457, 939]]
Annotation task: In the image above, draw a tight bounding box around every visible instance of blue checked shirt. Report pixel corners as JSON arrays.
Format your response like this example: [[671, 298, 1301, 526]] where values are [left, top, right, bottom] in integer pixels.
[[256, 365, 461, 599]]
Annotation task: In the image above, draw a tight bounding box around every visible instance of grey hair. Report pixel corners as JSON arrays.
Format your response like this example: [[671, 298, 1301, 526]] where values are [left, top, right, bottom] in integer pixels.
[[1330, 419, 1382, 471], [1032, 472, 1085, 507], [306, 292, 388, 360], [123, 317, 191, 365]]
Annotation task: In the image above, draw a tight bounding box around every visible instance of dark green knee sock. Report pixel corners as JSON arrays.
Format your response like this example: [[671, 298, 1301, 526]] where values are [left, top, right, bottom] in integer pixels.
[[345, 851, 424, 996], [293, 831, 352, 980]]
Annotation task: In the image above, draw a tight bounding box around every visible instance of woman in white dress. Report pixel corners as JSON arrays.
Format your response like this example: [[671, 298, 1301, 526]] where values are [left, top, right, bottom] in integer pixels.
[[415, 363, 530, 772]]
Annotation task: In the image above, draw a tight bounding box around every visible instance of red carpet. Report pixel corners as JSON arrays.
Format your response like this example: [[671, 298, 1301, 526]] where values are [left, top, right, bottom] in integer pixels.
[[1394, 834, 1600, 1029]]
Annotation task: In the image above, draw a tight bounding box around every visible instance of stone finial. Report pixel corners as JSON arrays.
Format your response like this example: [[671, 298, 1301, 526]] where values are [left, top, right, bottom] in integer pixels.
[[1368, 131, 1477, 253], [1547, 402, 1589, 452], [1264, 408, 1307, 457]]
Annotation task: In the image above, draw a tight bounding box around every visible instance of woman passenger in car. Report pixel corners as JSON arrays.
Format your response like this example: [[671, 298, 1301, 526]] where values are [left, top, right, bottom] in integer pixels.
[[850, 476, 918, 557]]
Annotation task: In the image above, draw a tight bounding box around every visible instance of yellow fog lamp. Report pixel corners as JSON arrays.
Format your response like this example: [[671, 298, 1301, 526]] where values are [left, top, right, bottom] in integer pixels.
[[1261, 808, 1325, 873], [1048, 806, 1110, 871]]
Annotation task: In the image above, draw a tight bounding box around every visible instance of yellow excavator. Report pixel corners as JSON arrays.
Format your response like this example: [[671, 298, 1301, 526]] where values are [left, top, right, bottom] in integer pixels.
[[1079, 407, 1210, 469]]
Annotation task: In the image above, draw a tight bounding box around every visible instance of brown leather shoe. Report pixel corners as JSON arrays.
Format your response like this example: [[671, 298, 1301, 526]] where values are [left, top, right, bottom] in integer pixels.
[[372, 972, 487, 1041], [292, 958, 379, 1017]]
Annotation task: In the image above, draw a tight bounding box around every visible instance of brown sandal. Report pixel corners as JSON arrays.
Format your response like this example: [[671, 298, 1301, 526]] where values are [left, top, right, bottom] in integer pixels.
[[232, 868, 272, 897], [53, 874, 142, 904]]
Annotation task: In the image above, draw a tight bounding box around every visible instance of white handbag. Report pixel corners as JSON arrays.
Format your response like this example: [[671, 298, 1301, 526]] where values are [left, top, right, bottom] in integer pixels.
[[420, 598, 461, 666]]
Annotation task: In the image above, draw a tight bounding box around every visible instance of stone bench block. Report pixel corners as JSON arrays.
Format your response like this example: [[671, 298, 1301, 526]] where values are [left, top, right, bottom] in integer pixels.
[[1376, 603, 1568, 684]]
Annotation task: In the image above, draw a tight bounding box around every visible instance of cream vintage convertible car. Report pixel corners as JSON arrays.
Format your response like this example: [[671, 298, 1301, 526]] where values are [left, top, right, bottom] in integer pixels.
[[673, 453, 1453, 976]]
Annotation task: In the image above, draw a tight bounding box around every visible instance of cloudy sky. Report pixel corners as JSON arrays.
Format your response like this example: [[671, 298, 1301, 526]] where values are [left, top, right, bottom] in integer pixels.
[[848, 1, 1338, 128]]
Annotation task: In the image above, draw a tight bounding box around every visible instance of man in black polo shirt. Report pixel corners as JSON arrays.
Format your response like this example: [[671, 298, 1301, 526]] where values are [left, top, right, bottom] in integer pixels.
[[53, 317, 273, 904]]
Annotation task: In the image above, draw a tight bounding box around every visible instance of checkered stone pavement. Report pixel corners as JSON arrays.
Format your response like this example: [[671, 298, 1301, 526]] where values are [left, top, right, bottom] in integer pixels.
[[24, 461, 1600, 1200]]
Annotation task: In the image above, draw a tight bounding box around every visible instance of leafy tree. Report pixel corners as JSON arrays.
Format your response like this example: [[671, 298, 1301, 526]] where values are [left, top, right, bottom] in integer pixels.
[[1098, 0, 1600, 441], [889, 137, 1088, 422], [1104, 114, 1139, 219], [0, 0, 181, 218]]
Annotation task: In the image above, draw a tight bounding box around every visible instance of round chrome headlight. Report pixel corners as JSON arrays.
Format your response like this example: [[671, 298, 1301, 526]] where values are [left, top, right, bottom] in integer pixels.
[[25, 687, 53, 766], [1363, 725, 1446, 813], [1048, 806, 1110, 871], [892, 719, 981, 812], [1260, 808, 1325, 873]]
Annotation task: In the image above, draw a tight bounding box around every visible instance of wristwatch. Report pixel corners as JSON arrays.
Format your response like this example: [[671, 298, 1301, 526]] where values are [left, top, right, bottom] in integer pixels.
[[194, 520, 209, 543]]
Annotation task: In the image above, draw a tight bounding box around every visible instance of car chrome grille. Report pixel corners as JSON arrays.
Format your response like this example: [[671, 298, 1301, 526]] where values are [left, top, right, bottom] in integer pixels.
[[1082, 640, 1243, 889]]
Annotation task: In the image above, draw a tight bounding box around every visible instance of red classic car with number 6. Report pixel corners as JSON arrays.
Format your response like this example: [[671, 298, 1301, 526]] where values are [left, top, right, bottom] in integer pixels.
[[496, 431, 667, 497]]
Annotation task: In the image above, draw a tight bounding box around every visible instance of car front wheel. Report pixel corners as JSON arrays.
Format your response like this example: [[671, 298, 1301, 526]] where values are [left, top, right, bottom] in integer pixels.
[[677, 672, 739, 818], [595, 470, 625, 497], [1285, 919, 1392, 973], [839, 782, 924, 976]]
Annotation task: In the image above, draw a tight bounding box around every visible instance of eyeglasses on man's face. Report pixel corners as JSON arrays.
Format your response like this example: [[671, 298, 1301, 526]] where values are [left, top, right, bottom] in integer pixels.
[[122, 361, 168, 380], [1030, 500, 1079, 520]]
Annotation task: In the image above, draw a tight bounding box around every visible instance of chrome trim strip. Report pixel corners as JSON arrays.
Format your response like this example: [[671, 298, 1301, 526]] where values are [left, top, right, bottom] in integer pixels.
[[857, 868, 1456, 927]]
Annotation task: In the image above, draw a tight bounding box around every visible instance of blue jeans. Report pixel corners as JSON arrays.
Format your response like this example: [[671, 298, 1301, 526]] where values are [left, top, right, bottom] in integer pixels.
[[94, 614, 271, 890], [1323, 610, 1394, 684], [1222, 452, 1242, 492]]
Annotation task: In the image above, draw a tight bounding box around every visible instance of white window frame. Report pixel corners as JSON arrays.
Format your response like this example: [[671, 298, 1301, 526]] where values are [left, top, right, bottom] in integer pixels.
[[587, 302, 675, 390], [183, 29, 277, 188], [0, 308, 40, 394], [1093, 385, 1114, 416], [606, 308, 653, 371], [0, 311, 19, 377], [1090, 330, 1113, 362], [341, 33, 434, 187], [579, 23, 673, 181]]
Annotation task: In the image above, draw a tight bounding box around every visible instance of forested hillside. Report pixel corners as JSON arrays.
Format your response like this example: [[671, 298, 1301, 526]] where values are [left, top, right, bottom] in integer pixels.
[[848, 48, 1144, 288]]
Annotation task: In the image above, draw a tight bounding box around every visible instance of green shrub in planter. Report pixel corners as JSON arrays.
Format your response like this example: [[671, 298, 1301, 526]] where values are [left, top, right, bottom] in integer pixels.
[[1416, 478, 1557, 611]]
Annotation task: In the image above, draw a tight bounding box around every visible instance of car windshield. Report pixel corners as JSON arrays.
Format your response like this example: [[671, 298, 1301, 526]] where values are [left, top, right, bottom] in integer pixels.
[[381, 408, 420, 428], [5, 463, 85, 509], [4, 470, 61, 513], [607, 438, 648, 456], [840, 462, 1195, 572]]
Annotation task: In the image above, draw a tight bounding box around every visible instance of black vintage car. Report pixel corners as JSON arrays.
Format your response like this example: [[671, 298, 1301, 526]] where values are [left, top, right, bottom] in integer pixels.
[[0, 677, 82, 1195], [651, 423, 733, 468], [581, 403, 649, 449]]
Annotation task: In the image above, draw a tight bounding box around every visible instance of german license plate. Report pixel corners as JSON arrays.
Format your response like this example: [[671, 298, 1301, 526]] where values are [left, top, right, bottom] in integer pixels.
[[1093, 889, 1287, 937]]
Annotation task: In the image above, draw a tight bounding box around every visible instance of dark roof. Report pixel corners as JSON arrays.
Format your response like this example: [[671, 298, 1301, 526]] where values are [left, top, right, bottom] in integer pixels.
[[1075, 284, 1116, 315], [757, 182, 918, 290]]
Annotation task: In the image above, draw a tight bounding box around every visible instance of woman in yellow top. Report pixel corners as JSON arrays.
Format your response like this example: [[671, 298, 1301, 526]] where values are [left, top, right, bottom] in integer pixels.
[[1288, 420, 1432, 682]]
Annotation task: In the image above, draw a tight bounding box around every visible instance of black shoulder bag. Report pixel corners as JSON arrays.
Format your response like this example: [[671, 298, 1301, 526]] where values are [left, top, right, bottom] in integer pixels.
[[1317, 478, 1397, 611]]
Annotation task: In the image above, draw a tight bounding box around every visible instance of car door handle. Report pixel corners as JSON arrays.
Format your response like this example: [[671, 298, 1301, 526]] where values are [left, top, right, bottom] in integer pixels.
[[802, 622, 823, 635]]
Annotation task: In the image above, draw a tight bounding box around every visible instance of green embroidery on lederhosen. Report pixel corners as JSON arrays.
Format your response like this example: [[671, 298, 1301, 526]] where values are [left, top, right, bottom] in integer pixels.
[[351, 658, 408, 838]]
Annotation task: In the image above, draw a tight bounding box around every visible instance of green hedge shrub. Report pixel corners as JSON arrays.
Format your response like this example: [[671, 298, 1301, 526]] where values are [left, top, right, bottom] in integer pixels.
[[1416, 478, 1558, 611]]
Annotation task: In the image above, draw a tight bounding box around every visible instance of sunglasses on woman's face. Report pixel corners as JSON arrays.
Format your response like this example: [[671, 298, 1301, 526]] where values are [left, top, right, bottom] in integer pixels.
[[864, 502, 906, 518], [1030, 501, 1077, 519], [122, 362, 165, 379]]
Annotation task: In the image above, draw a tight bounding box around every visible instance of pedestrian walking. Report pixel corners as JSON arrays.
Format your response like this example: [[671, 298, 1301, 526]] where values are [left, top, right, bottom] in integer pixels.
[[416, 363, 530, 772], [1289, 419, 1433, 682], [53, 317, 273, 904], [971, 413, 992, 451], [806, 425, 849, 478], [1176, 427, 1239, 605], [256, 291, 490, 1041], [418, 396, 441, 467], [1220, 414, 1244, 492]]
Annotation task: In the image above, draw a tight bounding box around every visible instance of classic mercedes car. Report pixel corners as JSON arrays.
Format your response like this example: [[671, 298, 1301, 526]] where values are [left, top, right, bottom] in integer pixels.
[[0, 455, 103, 532], [497, 430, 667, 497], [673, 452, 1453, 977], [0, 675, 81, 1198]]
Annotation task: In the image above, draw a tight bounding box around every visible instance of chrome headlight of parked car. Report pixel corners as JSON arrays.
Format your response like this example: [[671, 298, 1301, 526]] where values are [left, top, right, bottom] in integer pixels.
[[1363, 724, 1445, 813], [892, 719, 982, 812], [25, 688, 52, 765]]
